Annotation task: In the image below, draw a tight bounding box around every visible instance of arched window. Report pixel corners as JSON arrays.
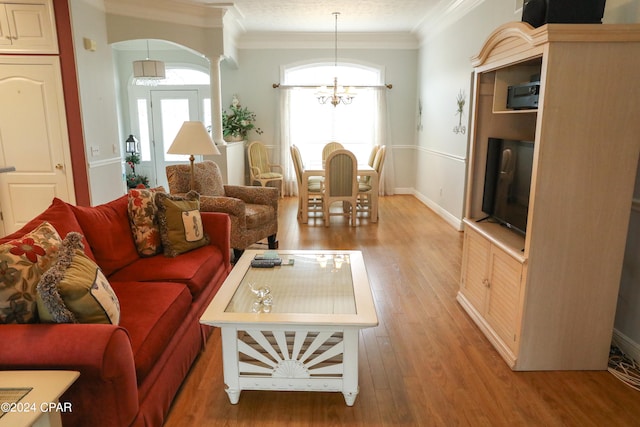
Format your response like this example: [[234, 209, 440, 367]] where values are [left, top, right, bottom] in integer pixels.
[[282, 63, 382, 163]]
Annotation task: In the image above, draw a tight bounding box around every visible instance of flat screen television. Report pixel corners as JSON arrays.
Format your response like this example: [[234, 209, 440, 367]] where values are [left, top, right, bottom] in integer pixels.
[[481, 138, 535, 235]]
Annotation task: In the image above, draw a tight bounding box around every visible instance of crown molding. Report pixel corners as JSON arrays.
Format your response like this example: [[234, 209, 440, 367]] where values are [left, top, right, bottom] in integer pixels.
[[237, 32, 419, 50], [104, 0, 228, 28], [415, 0, 486, 43]]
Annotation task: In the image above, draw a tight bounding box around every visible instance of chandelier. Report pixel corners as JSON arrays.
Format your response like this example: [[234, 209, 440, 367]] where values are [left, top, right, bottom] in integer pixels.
[[133, 40, 166, 86], [316, 12, 355, 107]]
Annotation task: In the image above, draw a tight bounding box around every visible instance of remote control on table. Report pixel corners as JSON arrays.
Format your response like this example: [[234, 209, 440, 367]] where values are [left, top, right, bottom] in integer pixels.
[[251, 259, 282, 268]]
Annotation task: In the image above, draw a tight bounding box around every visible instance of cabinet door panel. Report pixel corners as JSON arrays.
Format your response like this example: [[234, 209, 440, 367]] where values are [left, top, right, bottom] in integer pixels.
[[460, 228, 490, 311], [485, 248, 523, 352], [0, 5, 10, 47], [0, 2, 57, 53]]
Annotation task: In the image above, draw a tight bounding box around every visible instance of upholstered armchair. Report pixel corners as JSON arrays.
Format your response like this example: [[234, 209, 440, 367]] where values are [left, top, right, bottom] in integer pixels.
[[166, 161, 278, 259]]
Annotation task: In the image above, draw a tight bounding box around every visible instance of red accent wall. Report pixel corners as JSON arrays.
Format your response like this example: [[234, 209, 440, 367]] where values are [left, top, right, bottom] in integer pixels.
[[53, 0, 90, 206]]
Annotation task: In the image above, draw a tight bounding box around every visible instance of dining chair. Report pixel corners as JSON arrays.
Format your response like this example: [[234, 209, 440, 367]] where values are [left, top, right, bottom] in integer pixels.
[[321, 141, 344, 163], [358, 145, 386, 217], [290, 145, 323, 222], [323, 149, 358, 227], [247, 140, 284, 197], [358, 144, 381, 188], [367, 144, 381, 167]]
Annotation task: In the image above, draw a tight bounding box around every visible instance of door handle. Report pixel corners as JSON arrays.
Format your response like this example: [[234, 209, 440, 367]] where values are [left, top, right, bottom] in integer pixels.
[[55, 164, 64, 170]]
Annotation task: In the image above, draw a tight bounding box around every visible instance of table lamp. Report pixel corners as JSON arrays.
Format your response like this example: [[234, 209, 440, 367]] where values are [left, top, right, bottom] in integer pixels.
[[166, 121, 221, 190]]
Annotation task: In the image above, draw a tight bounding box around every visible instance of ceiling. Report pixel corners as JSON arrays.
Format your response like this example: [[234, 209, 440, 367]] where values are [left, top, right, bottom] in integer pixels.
[[106, 0, 485, 51], [196, 0, 441, 33]]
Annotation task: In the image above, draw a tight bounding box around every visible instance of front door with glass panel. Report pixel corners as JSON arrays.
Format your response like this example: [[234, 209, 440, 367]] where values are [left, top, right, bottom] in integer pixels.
[[150, 90, 199, 189]]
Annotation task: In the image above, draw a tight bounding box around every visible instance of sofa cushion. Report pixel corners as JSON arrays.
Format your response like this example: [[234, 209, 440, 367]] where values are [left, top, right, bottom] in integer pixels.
[[0, 222, 62, 324], [155, 191, 209, 257], [0, 198, 94, 260], [37, 232, 120, 325], [245, 203, 276, 230], [108, 244, 224, 298], [71, 195, 140, 276], [127, 188, 163, 257], [110, 280, 191, 383]]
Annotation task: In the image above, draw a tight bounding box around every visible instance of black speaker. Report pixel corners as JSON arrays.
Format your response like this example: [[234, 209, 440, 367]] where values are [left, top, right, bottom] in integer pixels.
[[522, 0, 547, 28], [522, 0, 607, 28]]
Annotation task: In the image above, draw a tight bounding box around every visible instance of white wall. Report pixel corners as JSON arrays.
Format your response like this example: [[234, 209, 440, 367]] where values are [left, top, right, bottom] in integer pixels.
[[219, 48, 418, 192], [70, 0, 124, 205], [615, 158, 640, 360], [415, 1, 523, 229]]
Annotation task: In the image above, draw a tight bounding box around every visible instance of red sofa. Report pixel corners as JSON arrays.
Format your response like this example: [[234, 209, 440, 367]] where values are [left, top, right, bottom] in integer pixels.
[[0, 195, 231, 427]]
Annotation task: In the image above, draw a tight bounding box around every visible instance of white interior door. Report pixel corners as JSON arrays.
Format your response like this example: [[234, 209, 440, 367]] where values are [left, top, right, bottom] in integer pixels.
[[149, 90, 199, 189], [0, 56, 75, 235]]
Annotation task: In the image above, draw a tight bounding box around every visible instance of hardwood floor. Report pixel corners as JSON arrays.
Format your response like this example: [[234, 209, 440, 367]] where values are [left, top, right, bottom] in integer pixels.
[[164, 195, 640, 426]]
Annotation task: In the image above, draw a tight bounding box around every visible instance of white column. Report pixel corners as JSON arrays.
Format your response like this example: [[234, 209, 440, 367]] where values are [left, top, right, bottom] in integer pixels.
[[209, 55, 225, 145]]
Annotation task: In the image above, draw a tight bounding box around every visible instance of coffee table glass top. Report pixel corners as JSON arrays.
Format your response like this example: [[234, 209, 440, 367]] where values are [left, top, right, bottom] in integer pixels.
[[225, 253, 356, 315]]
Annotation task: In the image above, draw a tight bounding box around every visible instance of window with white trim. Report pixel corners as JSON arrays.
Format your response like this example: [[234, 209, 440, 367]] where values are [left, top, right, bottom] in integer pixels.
[[284, 63, 382, 162]]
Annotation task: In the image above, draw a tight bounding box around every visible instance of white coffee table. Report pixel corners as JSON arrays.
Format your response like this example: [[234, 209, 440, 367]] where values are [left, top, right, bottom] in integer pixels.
[[0, 370, 79, 427], [200, 250, 378, 406]]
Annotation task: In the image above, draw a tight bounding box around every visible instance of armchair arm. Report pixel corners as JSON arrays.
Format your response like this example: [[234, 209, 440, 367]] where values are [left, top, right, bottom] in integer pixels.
[[169, 192, 244, 218], [0, 324, 139, 427], [199, 196, 245, 218], [224, 185, 279, 211], [248, 165, 262, 177]]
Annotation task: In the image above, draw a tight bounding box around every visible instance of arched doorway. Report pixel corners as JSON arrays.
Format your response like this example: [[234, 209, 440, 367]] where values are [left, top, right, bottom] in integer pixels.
[[127, 65, 211, 189]]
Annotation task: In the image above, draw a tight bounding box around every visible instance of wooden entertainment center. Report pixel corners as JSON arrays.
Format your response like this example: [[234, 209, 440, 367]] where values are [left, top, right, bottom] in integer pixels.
[[458, 22, 640, 370]]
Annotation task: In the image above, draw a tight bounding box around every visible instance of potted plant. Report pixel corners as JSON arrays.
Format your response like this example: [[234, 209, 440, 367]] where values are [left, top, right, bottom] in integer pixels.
[[125, 152, 149, 189], [222, 95, 263, 142]]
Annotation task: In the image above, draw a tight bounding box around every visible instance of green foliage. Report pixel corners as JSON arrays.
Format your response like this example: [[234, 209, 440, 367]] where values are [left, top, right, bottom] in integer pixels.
[[222, 95, 263, 138], [125, 152, 148, 188], [126, 173, 149, 189], [125, 153, 141, 165]]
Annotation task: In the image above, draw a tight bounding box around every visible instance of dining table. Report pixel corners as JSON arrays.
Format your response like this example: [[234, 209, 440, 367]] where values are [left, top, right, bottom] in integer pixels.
[[300, 161, 378, 224]]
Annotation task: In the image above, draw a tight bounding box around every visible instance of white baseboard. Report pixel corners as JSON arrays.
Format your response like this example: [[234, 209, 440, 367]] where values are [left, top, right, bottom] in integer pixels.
[[612, 329, 640, 363], [395, 188, 463, 231], [393, 187, 414, 195]]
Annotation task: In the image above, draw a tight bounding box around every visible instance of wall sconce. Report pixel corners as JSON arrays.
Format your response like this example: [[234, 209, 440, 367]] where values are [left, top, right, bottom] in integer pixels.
[[453, 90, 467, 135]]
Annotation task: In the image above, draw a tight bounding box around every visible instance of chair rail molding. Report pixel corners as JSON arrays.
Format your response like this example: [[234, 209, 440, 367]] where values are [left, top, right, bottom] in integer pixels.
[[416, 145, 466, 163]]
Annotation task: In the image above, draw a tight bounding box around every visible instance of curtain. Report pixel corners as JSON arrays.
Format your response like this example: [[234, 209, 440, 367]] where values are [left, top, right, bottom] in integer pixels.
[[374, 87, 395, 195], [278, 87, 297, 197]]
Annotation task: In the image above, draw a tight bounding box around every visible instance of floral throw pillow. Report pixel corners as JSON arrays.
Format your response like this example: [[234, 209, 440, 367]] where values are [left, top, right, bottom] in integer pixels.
[[0, 222, 62, 324], [128, 187, 165, 257], [37, 232, 120, 325], [155, 191, 210, 257]]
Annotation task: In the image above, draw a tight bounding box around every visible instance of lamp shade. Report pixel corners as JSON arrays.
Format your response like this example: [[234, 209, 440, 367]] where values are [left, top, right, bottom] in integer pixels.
[[133, 60, 166, 79], [167, 121, 220, 156]]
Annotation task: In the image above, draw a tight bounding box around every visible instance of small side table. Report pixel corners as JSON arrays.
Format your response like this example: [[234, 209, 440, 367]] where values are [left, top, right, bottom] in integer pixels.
[[0, 371, 79, 427]]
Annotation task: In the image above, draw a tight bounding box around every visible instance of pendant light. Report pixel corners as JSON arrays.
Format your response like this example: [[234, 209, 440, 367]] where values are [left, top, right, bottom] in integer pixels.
[[133, 40, 165, 86], [315, 12, 356, 107]]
